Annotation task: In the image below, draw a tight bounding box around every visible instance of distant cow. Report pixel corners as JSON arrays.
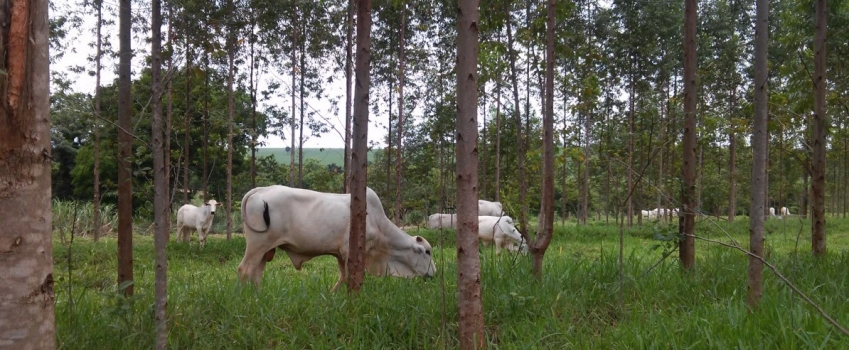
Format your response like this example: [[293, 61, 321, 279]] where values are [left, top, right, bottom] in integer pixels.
[[478, 200, 503, 217], [237, 186, 436, 292], [780, 207, 790, 216], [176, 199, 219, 247], [769, 207, 776, 216], [427, 213, 457, 229], [478, 215, 524, 255]]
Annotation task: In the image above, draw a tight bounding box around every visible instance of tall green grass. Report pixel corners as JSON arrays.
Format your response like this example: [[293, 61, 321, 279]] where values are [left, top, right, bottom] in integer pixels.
[[54, 216, 849, 349]]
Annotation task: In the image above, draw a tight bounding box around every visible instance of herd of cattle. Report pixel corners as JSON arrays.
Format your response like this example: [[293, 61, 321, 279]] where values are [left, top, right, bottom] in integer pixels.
[[173, 186, 525, 290]]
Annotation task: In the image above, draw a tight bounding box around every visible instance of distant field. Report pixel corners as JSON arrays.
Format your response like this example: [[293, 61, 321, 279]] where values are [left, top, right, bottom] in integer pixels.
[[256, 148, 378, 166]]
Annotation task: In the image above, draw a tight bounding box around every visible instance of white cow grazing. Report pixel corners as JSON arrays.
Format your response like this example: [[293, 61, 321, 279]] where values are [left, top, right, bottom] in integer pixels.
[[769, 207, 776, 216], [176, 199, 219, 247], [427, 213, 457, 229], [478, 215, 524, 255], [478, 200, 503, 217], [780, 207, 790, 216], [237, 186, 436, 292]]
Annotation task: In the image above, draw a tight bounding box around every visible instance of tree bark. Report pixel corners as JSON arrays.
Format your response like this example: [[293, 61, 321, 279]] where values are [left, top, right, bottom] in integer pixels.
[[164, 8, 173, 237], [747, 0, 768, 308], [505, 6, 528, 241], [249, 11, 257, 188], [93, 0, 103, 242], [347, 0, 372, 293], [117, 0, 135, 296], [728, 90, 737, 221], [344, 0, 354, 193], [627, 52, 635, 227], [290, 19, 297, 187], [811, 0, 827, 257], [395, 3, 405, 224], [202, 50, 209, 202], [456, 0, 485, 347], [495, 75, 501, 202], [680, 0, 697, 270], [183, 37, 191, 205], [150, 0, 168, 345], [226, 0, 236, 239], [533, 0, 556, 277], [298, 24, 306, 189], [0, 0, 55, 346]]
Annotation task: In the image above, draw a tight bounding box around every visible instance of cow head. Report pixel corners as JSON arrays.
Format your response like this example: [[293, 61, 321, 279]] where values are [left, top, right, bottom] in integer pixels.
[[205, 199, 219, 215], [373, 235, 436, 279]]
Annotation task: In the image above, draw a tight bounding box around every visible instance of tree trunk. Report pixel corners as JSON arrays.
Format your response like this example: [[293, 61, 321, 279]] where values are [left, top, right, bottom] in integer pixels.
[[117, 0, 135, 296], [680, 0, 697, 270], [533, 0, 556, 277], [344, 0, 354, 193], [93, 0, 103, 242], [495, 76, 501, 202], [298, 25, 306, 189], [226, 0, 236, 239], [387, 84, 393, 200], [747, 0, 768, 308], [202, 51, 209, 202], [456, 0, 485, 347], [347, 0, 372, 293], [729, 90, 737, 221], [249, 12, 257, 189], [183, 38, 191, 205], [505, 7, 528, 241], [395, 1, 405, 224], [150, 0, 168, 345], [290, 20, 297, 187], [0, 0, 55, 345], [627, 53, 635, 227], [811, 0, 827, 257], [164, 8, 173, 237]]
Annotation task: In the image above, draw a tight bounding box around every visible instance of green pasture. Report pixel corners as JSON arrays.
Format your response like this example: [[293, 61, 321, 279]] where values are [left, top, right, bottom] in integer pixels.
[[256, 148, 378, 166], [53, 215, 849, 349]]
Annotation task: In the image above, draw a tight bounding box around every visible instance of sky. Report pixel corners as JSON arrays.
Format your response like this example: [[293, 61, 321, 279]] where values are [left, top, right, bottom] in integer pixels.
[[51, 0, 388, 150]]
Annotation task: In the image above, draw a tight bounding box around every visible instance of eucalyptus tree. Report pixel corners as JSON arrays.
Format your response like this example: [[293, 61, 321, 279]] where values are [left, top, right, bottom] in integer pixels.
[[150, 0, 168, 343], [0, 0, 55, 346], [680, 0, 697, 269], [748, 0, 769, 308], [811, 0, 827, 256], [117, 0, 135, 296]]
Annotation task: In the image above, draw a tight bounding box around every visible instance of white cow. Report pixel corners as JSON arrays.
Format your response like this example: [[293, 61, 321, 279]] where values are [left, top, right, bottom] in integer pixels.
[[237, 186, 436, 292], [427, 213, 457, 229], [478, 200, 503, 217], [176, 199, 219, 247], [769, 207, 776, 216], [780, 207, 790, 216], [478, 215, 524, 255]]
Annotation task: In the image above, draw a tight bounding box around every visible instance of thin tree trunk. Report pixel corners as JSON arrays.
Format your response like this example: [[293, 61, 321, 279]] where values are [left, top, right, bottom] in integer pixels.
[[117, 0, 134, 296], [0, 0, 55, 345], [811, 0, 827, 256], [93, 0, 103, 242], [729, 90, 737, 221], [533, 0, 556, 277], [680, 0, 697, 270], [495, 75, 501, 202], [183, 38, 191, 205], [202, 51, 209, 201], [505, 6, 528, 240], [481, 84, 487, 200], [164, 8, 173, 237], [290, 19, 298, 187], [456, 0, 485, 346], [250, 12, 257, 188], [747, 0, 768, 308], [388, 83, 393, 200], [347, 0, 372, 293], [226, 0, 236, 239], [395, 0, 405, 224], [150, 0, 168, 345], [344, 0, 354, 193], [628, 52, 635, 227], [298, 33, 305, 189]]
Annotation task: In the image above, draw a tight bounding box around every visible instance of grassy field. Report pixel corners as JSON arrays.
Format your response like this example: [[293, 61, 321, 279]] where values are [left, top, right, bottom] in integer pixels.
[[54, 215, 849, 349], [256, 148, 378, 166]]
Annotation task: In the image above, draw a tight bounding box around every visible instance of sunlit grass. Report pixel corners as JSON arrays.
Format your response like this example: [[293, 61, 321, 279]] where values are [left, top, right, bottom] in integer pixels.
[[54, 215, 849, 349]]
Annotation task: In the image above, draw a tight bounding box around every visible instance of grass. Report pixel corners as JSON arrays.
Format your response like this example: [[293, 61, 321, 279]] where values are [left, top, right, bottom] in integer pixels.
[[256, 148, 378, 166], [54, 215, 849, 349]]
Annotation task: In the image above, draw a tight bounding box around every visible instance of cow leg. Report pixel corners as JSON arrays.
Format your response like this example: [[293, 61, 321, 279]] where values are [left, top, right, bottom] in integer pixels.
[[197, 226, 206, 247], [494, 237, 504, 256], [237, 242, 272, 285], [330, 256, 347, 292]]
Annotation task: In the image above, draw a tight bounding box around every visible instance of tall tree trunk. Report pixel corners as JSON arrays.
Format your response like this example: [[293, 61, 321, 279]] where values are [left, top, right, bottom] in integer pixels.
[[396, 3, 405, 224], [202, 51, 209, 201], [729, 90, 737, 221], [747, 0, 768, 308], [93, 0, 103, 242], [290, 20, 297, 187], [117, 0, 135, 296], [298, 24, 306, 188], [387, 84, 393, 200], [164, 8, 173, 237], [533, 0, 556, 277], [627, 53, 635, 227], [495, 75, 502, 202], [226, 0, 236, 239], [456, 0, 485, 346], [150, 0, 168, 345], [249, 12, 258, 188], [680, 0, 697, 270], [347, 0, 372, 293], [344, 0, 354, 194], [505, 6, 528, 240], [183, 39, 191, 205], [0, 0, 55, 345], [811, 0, 827, 257]]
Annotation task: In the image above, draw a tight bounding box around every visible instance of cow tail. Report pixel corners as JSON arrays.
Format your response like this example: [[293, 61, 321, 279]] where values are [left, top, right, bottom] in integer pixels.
[[262, 201, 270, 229], [242, 188, 270, 233]]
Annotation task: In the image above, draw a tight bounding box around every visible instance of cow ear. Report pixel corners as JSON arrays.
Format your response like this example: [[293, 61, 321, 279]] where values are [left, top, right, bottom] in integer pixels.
[[416, 236, 423, 243]]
